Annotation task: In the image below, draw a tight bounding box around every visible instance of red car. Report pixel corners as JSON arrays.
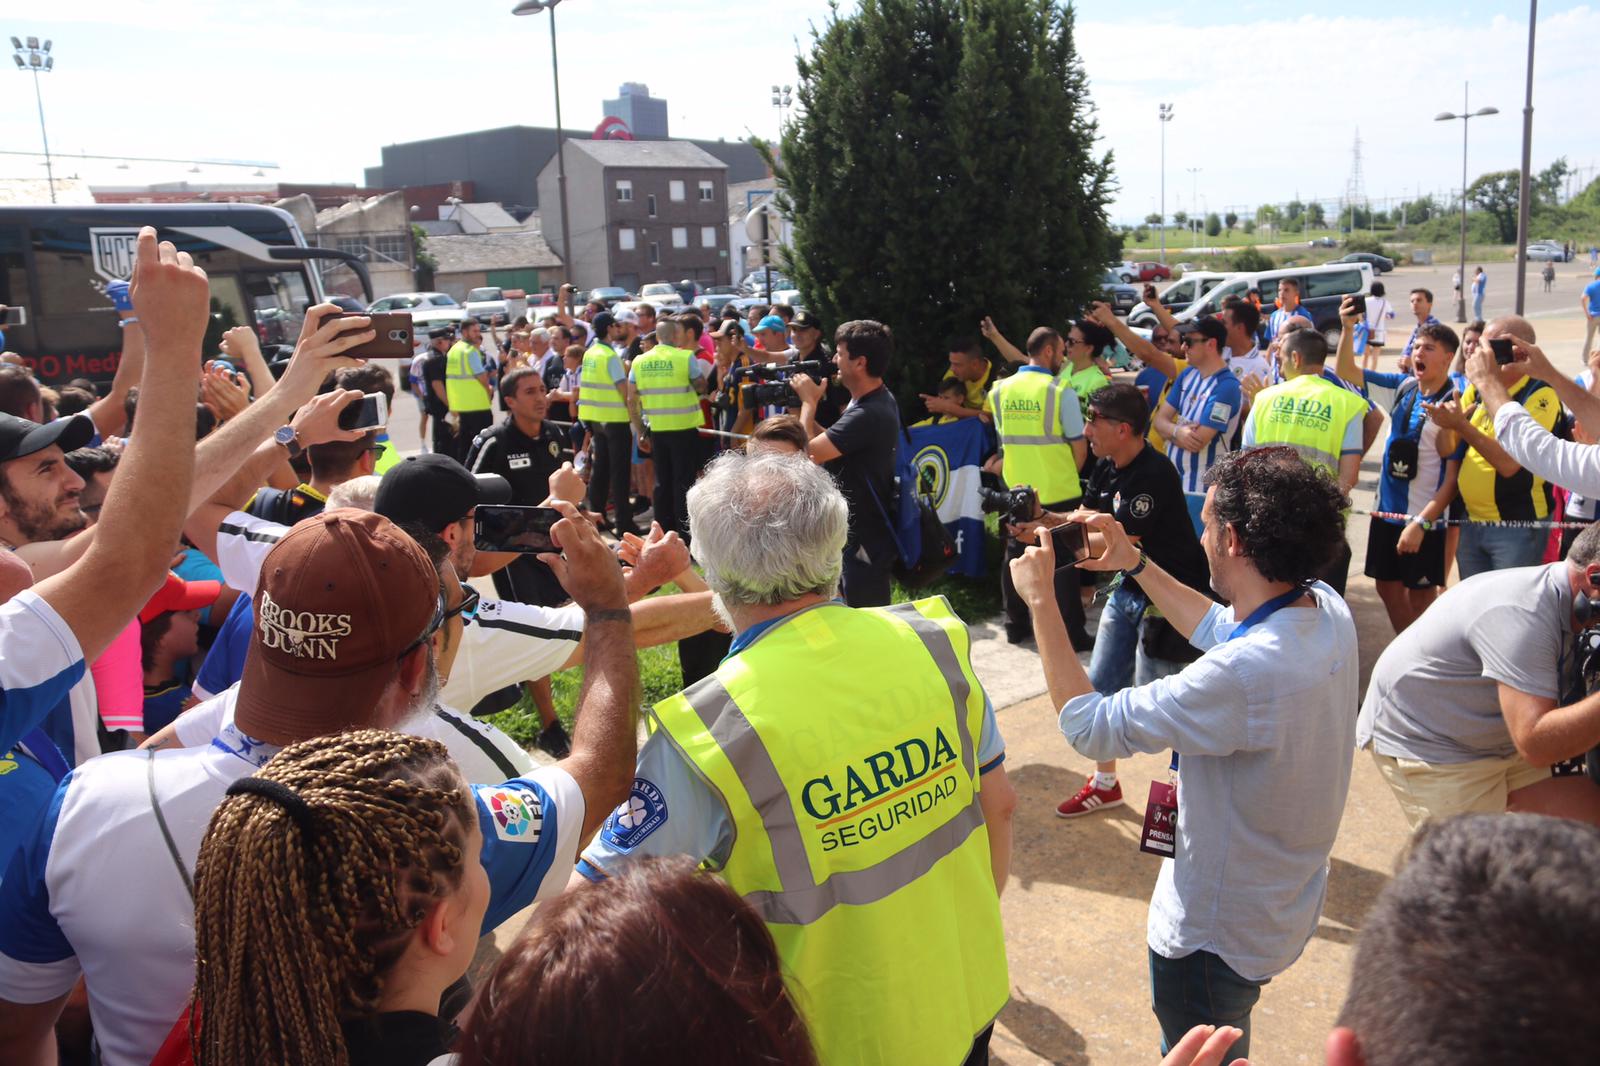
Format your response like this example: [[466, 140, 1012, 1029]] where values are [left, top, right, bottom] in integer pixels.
[[1135, 261, 1172, 282]]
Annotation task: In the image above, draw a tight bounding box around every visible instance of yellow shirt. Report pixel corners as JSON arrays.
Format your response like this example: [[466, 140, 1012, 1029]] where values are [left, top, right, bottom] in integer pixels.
[[1145, 357, 1188, 450], [941, 360, 998, 409], [1457, 378, 1560, 521]]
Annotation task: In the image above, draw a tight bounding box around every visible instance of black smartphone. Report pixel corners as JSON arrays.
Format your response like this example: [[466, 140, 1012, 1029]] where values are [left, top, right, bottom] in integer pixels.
[[1490, 337, 1515, 365], [0, 305, 26, 327], [337, 392, 389, 430], [1348, 293, 1367, 316], [1143, 284, 1157, 300], [475, 504, 563, 553], [1049, 523, 1090, 568]]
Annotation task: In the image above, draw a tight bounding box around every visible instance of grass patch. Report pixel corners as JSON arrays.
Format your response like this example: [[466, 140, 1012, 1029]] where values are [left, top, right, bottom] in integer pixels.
[[485, 522, 1007, 746]]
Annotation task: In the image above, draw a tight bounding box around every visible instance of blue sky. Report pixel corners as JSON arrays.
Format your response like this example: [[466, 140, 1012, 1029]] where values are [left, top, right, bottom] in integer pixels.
[[0, 1, 1594, 223]]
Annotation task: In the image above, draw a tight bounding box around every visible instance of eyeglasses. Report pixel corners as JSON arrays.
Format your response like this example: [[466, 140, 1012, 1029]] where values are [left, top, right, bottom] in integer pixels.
[[1086, 410, 1129, 426], [444, 583, 481, 624], [400, 587, 449, 659]]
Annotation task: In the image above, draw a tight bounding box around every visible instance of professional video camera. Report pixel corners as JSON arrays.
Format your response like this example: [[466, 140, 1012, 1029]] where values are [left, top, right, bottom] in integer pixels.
[[732, 359, 832, 409], [977, 484, 1038, 526], [1573, 619, 1600, 784]]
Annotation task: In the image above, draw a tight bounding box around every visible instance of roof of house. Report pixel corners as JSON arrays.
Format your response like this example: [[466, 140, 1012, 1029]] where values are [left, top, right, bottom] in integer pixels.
[[450, 201, 521, 230], [562, 140, 728, 170], [428, 230, 562, 273]]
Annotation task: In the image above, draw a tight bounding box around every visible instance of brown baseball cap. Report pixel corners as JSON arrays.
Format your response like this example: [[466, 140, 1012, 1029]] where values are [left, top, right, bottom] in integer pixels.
[[235, 508, 441, 742]]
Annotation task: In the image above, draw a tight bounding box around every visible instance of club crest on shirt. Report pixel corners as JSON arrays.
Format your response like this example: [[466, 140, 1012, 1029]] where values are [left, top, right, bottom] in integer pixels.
[[1129, 494, 1154, 519], [478, 785, 543, 842], [602, 778, 668, 850]]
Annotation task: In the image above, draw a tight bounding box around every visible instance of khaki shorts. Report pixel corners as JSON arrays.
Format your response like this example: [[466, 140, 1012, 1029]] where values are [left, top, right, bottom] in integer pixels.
[[1369, 748, 1552, 832]]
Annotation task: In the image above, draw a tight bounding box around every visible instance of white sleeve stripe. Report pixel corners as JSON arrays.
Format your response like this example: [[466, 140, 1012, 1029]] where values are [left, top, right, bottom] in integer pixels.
[[0, 948, 82, 1003]]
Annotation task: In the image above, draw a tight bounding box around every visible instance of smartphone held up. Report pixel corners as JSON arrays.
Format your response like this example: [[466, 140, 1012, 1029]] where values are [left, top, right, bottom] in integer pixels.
[[475, 504, 564, 553], [321, 309, 414, 359]]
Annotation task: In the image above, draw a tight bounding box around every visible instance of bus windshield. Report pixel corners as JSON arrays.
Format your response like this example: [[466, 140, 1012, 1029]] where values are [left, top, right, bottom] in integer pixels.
[[0, 204, 366, 385]]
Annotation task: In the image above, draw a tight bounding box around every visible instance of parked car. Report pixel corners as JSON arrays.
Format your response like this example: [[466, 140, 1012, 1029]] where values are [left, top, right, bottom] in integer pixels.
[[1134, 261, 1172, 282], [368, 291, 468, 332], [638, 282, 686, 311], [1113, 260, 1139, 283], [1525, 242, 1571, 262], [768, 288, 805, 309], [583, 286, 633, 308], [1332, 251, 1394, 274], [464, 286, 511, 324], [1308, 236, 1339, 248], [1127, 271, 1234, 327], [740, 268, 791, 294], [1100, 271, 1139, 314], [1172, 261, 1374, 345], [698, 285, 743, 317]]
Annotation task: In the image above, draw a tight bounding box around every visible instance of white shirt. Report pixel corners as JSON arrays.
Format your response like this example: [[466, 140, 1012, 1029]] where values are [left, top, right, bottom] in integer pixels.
[[1494, 400, 1600, 499], [1364, 297, 1394, 344], [1224, 343, 1270, 383], [0, 685, 583, 1066], [1057, 583, 1358, 981], [0, 589, 98, 767]]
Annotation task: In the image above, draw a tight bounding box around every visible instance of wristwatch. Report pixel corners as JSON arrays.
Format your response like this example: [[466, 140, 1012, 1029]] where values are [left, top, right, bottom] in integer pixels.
[[1124, 551, 1149, 578], [274, 424, 304, 460]]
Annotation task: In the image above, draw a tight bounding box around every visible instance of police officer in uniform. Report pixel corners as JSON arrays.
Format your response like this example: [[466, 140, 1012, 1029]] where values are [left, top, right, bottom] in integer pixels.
[[466, 365, 575, 756], [576, 451, 1014, 1066], [981, 326, 1094, 648], [628, 316, 708, 538], [445, 319, 494, 464], [579, 311, 645, 537], [420, 326, 457, 458]]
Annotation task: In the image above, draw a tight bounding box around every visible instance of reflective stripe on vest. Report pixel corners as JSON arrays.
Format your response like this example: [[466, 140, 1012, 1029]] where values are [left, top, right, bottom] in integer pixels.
[[1248, 374, 1368, 477], [578, 342, 630, 422], [651, 597, 1009, 1066], [991, 371, 1081, 501], [631, 344, 702, 430], [444, 342, 491, 412]]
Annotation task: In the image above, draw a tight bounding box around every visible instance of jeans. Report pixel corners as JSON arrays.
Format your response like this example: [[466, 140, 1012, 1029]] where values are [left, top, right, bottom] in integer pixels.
[[1149, 948, 1265, 1059], [1473, 291, 1484, 320], [1087, 585, 1189, 694], [649, 428, 704, 540], [1456, 523, 1547, 579], [586, 421, 638, 536]]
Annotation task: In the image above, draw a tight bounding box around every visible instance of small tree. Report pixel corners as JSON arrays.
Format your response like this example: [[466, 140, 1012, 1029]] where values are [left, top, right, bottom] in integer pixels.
[[1172, 210, 1189, 227], [1306, 202, 1326, 227], [1242, 219, 1257, 235], [1224, 210, 1238, 233], [411, 224, 437, 290], [1231, 247, 1274, 272], [1204, 212, 1222, 237], [1144, 212, 1162, 227], [1133, 226, 1149, 242]]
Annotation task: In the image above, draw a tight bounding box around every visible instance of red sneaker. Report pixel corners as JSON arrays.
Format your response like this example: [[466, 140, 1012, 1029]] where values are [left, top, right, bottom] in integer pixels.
[[1055, 778, 1124, 819]]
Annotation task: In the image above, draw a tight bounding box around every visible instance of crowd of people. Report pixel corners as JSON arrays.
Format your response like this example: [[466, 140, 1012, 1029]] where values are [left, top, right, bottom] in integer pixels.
[[0, 229, 1595, 1066]]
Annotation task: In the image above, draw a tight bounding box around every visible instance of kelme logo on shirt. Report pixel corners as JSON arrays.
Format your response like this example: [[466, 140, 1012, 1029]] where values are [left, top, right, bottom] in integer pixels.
[[803, 728, 963, 852], [257, 590, 353, 661]]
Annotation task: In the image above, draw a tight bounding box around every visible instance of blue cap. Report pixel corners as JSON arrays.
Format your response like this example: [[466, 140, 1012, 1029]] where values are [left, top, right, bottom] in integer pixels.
[[1593, 267, 1600, 278], [756, 314, 787, 333]]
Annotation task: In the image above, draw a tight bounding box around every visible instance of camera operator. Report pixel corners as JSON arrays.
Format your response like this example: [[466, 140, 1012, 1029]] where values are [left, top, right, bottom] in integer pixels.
[[1358, 521, 1600, 830], [790, 320, 899, 607], [1017, 384, 1211, 819], [1012, 446, 1356, 1058], [980, 327, 1093, 648]]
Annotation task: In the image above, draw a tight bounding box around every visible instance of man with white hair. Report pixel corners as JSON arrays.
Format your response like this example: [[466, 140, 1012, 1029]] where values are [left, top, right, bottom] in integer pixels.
[[574, 450, 1016, 1066]]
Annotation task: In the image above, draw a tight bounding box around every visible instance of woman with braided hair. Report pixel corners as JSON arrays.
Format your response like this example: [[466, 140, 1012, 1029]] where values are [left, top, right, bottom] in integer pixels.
[[182, 728, 488, 1066]]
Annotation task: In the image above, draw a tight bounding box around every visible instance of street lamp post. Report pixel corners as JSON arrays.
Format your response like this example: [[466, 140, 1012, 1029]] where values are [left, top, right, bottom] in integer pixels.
[[771, 84, 791, 137], [10, 37, 56, 204], [1435, 84, 1499, 324], [512, 1, 574, 308], [1186, 167, 1201, 247], [1158, 103, 1173, 265], [1513, 1, 1538, 315]]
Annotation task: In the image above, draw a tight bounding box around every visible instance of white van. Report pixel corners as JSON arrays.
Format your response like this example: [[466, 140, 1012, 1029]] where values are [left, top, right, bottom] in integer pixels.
[[1128, 272, 1234, 327], [1173, 262, 1373, 343]]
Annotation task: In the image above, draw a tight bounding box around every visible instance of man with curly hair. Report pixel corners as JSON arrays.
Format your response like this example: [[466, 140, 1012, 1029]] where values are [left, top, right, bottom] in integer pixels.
[[1009, 445, 1358, 1061]]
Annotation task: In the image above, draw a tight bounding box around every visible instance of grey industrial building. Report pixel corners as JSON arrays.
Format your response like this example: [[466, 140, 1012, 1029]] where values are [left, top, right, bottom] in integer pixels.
[[604, 83, 669, 140], [364, 126, 766, 217]]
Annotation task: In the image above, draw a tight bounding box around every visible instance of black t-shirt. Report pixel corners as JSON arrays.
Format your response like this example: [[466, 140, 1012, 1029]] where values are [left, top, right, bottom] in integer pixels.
[[824, 384, 900, 560], [1081, 444, 1210, 594], [341, 1010, 451, 1066], [467, 416, 572, 606], [421, 351, 449, 418]]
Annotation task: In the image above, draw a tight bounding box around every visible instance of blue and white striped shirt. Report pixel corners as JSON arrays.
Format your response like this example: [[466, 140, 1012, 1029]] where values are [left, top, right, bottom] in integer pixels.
[[1164, 366, 1242, 492]]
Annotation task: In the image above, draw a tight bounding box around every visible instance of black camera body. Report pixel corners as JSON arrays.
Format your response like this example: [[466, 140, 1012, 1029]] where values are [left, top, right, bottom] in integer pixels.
[[736, 360, 831, 409], [979, 484, 1038, 525], [1575, 623, 1600, 784]]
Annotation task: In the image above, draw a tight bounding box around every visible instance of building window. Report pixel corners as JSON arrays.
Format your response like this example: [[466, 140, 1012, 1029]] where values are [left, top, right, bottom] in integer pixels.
[[698, 181, 714, 202], [648, 242, 660, 265], [672, 227, 688, 249], [701, 226, 716, 248], [336, 237, 367, 261], [615, 180, 633, 201], [669, 180, 686, 202], [619, 227, 636, 252], [372, 234, 409, 263], [647, 194, 657, 217]]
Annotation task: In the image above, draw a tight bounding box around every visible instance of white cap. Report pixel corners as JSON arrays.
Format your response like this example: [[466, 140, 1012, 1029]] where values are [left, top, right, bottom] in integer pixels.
[[615, 309, 640, 325]]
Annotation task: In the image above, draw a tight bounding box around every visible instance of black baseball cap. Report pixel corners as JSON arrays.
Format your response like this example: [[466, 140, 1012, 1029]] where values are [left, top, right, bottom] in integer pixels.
[[591, 311, 617, 336], [790, 309, 822, 332], [374, 453, 511, 531], [427, 326, 456, 340], [1178, 316, 1228, 346], [0, 413, 94, 465], [712, 318, 745, 339]]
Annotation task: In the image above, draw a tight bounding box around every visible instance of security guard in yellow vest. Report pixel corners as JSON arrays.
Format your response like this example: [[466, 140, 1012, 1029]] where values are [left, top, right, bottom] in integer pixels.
[[444, 319, 493, 463], [1241, 328, 1367, 594], [981, 326, 1093, 648], [628, 317, 708, 537], [579, 311, 644, 536], [576, 451, 1014, 1066]]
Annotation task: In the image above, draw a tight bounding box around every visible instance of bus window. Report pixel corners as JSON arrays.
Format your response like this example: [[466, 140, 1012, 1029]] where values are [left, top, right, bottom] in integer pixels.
[[243, 270, 309, 349]]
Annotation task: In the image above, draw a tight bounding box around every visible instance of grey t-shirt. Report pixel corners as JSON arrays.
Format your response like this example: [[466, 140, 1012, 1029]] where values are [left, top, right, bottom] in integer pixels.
[[1357, 563, 1571, 763]]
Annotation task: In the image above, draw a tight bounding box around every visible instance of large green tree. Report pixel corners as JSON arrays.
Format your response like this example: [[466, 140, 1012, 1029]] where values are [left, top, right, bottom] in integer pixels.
[[1468, 170, 1521, 242], [772, 0, 1116, 401]]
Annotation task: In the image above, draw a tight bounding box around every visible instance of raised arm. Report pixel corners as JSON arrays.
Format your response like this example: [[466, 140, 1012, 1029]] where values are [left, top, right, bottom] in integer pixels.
[[1334, 296, 1363, 388], [1092, 300, 1175, 380], [979, 316, 1027, 365]]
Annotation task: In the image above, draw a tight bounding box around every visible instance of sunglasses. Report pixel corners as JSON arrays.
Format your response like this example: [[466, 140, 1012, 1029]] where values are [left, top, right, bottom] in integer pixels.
[[445, 583, 481, 624], [1086, 410, 1129, 426], [401, 587, 449, 659]]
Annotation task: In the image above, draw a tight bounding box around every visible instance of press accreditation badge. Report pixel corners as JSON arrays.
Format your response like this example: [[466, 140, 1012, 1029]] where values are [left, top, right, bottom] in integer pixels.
[[1139, 780, 1178, 857]]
